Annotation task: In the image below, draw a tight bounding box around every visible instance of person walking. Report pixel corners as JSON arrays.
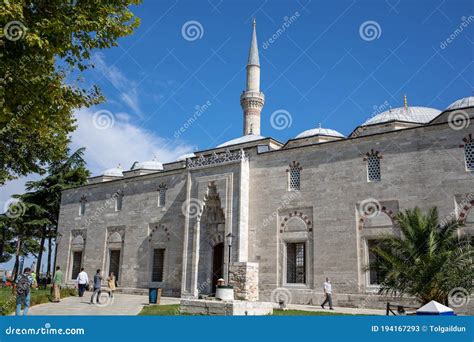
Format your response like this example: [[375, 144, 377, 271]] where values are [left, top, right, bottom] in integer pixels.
[[76, 268, 89, 297], [90, 269, 102, 304], [15, 267, 36, 315], [321, 277, 334, 310], [52, 266, 63, 303], [107, 272, 117, 298]]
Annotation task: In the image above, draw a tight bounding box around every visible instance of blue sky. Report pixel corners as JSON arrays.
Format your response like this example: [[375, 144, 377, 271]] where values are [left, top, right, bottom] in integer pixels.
[[1, 0, 473, 271], [79, 0, 473, 161]]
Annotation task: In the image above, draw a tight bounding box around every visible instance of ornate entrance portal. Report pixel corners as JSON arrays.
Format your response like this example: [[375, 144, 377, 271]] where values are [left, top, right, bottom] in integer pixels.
[[197, 181, 226, 296]]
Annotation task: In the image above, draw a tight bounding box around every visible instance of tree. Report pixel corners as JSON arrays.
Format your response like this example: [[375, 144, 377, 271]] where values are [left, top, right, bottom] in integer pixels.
[[21, 148, 90, 276], [368, 207, 473, 305], [0, 199, 50, 280], [0, 0, 141, 184]]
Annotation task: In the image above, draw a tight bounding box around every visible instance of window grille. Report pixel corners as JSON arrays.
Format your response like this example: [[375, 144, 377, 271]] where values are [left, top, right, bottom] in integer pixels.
[[465, 140, 474, 171], [367, 156, 381, 182], [152, 248, 165, 282], [289, 166, 301, 191], [287, 242, 306, 283], [79, 197, 86, 216], [158, 189, 166, 207]]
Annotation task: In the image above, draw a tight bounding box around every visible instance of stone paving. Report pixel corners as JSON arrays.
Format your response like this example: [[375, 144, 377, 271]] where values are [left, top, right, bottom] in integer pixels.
[[26, 292, 385, 316], [28, 293, 180, 316], [287, 303, 386, 315]]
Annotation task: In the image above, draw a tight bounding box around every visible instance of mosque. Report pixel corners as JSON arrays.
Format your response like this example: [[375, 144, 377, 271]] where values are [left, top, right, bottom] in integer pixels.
[[56, 21, 473, 308]]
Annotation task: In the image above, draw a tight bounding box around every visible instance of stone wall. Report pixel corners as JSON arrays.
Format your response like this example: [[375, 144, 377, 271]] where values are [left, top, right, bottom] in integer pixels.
[[229, 262, 259, 301]]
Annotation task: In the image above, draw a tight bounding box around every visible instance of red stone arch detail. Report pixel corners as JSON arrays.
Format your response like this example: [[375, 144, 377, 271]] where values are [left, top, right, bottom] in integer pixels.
[[358, 206, 397, 229], [286, 161, 303, 172], [459, 133, 473, 148], [458, 199, 474, 222], [363, 149, 383, 161], [280, 211, 312, 230], [148, 224, 170, 242]]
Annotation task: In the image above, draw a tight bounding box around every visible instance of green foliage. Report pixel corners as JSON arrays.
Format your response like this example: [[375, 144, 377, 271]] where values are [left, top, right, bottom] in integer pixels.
[[0, 286, 77, 315], [368, 207, 473, 305], [0, 0, 141, 184], [0, 148, 89, 271]]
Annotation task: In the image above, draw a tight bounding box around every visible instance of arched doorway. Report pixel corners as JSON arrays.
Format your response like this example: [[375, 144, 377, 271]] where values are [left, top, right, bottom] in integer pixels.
[[212, 243, 224, 294]]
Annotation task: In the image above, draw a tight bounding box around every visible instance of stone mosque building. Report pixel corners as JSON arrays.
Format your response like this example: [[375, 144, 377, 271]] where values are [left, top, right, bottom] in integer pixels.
[[57, 21, 474, 308]]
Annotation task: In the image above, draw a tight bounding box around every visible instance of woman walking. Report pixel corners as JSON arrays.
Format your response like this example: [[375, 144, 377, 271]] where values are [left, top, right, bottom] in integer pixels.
[[107, 272, 117, 298]]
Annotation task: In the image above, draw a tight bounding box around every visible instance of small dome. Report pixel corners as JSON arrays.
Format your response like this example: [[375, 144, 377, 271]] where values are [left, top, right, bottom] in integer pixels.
[[177, 153, 196, 161], [103, 166, 123, 177], [217, 134, 265, 148], [132, 157, 163, 171], [364, 106, 440, 126], [295, 127, 345, 139], [446, 96, 474, 110]]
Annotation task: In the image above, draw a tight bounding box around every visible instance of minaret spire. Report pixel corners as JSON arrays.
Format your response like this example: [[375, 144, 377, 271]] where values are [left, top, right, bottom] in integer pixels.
[[241, 19, 265, 135]]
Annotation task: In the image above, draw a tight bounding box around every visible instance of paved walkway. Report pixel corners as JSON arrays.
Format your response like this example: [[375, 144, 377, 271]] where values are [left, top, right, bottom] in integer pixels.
[[287, 303, 386, 315], [28, 294, 180, 316], [27, 293, 385, 316]]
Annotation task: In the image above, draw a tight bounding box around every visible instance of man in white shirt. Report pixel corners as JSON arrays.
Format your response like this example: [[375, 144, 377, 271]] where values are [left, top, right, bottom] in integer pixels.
[[321, 277, 334, 310], [76, 268, 89, 297]]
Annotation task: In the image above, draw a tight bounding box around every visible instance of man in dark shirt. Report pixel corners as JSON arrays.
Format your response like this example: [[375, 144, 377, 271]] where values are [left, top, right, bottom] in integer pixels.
[[90, 269, 102, 304]]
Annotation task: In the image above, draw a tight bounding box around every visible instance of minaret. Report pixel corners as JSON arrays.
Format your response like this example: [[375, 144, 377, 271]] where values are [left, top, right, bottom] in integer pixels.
[[241, 19, 265, 136]]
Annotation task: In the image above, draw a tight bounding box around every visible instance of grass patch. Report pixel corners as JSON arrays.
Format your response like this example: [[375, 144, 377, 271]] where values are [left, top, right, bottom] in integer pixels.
[[138, 304, 358, 316], [139, 304, 181, 316], [273, 309, 355, 316], [0, 286, 77, 315]]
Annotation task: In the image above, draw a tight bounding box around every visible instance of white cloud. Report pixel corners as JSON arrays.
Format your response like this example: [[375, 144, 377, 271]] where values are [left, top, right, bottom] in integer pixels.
[[92, 53, 143, 116], [72, 108, 195, 176]]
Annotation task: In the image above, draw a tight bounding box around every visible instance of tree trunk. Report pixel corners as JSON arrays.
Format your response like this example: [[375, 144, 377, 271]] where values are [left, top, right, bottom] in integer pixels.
[[12, 239, 21, 281], [46, 230, 52, 276], [36, 225, 47, 276]]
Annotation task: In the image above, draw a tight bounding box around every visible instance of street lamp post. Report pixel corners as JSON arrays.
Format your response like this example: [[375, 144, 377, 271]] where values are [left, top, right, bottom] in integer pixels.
[[225, 233, 234, 285]]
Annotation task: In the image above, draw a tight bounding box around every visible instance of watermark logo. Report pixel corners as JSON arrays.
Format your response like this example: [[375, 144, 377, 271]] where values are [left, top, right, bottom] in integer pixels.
[[440, 16, 474, 50], [359, 21, 382, 41], [359, 198, 381, 219], [174, 100, 212, 139], [3, 21, 26, 41], [262, 12, 301, 50], [93, 291, 115, 308], [92, 110, 115, 130], [3, 199, 26, 219], [448, 287, 470, 308], [271, 287, 292, 308], [181, 20, 204, 41], [270, 109, 292, 130], [448, 110, 470, 130], [181, 198, 203, 219]]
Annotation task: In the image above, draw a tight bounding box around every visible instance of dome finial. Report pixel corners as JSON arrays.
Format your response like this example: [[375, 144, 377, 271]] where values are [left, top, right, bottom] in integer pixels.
[[404, 94, 408, 109]]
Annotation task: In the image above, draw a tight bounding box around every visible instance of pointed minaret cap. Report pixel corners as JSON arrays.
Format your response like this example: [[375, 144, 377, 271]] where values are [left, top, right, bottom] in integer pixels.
[[247, 18, 260, 66]]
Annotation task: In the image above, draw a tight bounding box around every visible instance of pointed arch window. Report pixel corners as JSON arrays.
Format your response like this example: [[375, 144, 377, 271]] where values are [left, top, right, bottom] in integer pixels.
[[158, 183, 167, 207], [79, 196, 87, 216], [115, 190, 124, 211], [364, 150, 382, 182], [287, 161, 302, 191]]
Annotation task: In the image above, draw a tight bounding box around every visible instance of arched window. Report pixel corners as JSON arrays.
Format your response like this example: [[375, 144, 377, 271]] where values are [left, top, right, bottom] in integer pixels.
[[79, 196, 86, 216], [287, 161, 302, 191], [364, 150, 382, 182], [464, 140, 474, 171], [115, 190, 124, 211], [158, 183, 167, 207]]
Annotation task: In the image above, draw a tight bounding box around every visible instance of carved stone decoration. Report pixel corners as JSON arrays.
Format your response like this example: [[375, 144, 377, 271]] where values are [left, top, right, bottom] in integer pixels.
[[148, 224, 171, 243], [187, 149, 248, 169], [71, 229, 87, 241], [107, 226, 125, 243]]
